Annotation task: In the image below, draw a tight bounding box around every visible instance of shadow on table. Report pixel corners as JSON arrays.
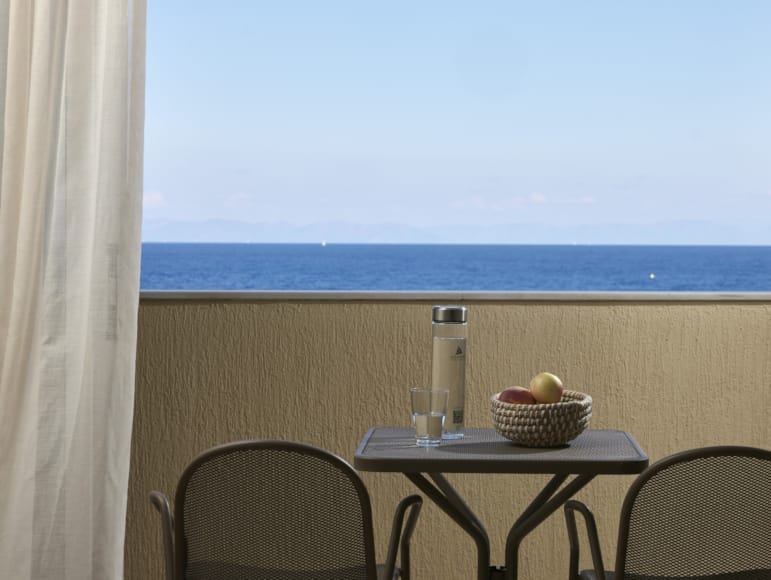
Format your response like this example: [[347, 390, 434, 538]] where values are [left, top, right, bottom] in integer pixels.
[[438, 441, 570, 455]]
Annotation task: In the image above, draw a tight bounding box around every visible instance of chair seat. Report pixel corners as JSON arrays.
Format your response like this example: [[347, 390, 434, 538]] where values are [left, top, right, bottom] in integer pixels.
[[580, 571, 615, 580], [580, 571, 771, 580], [175, 560, 406, 579], [187, 561, 372, 579]]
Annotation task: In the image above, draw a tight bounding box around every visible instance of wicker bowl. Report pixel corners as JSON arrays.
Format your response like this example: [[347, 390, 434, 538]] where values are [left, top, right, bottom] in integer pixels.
[[490, 389, 592, 447]]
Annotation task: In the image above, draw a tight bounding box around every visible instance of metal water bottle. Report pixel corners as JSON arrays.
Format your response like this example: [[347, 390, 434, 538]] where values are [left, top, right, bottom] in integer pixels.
[[431, 305, 467, 439]]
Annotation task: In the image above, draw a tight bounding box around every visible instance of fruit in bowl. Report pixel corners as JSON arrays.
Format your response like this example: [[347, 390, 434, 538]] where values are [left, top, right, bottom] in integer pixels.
[[529, 372, 564, 404], [491, 373, 592, 447], [494, 372, 565, 406], [498, 386, 536, 405]]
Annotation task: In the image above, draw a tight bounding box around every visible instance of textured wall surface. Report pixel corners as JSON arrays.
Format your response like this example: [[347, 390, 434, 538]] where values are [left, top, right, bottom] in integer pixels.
[[127, 298, 771, 580]]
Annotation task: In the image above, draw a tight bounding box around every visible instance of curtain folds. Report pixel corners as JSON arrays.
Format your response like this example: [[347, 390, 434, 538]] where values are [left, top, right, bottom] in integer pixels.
[[0, 1, 146, 578]]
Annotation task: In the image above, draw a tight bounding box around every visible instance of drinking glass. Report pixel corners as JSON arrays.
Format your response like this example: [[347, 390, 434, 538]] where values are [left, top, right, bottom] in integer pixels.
[[409, 387, 449, 447]]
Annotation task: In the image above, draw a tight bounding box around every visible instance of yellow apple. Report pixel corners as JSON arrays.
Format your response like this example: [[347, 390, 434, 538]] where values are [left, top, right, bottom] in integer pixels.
[[529, 372, 564, 403]]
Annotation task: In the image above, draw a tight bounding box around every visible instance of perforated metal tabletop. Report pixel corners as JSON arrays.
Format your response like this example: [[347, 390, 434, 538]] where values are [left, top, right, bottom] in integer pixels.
[[355, 427, 648, 475]]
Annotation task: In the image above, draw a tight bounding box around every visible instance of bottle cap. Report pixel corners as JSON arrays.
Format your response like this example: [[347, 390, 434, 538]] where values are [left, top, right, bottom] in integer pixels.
[[432, 305, 467, 323]]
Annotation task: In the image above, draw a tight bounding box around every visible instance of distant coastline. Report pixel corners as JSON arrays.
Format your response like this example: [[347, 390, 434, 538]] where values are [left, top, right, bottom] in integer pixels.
[[141, 219, 771, 246]]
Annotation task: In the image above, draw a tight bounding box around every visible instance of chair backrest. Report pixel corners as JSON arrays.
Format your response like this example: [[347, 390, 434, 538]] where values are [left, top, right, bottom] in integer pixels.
[[615, 446, 771, 580], [174, 440, 379, 580]]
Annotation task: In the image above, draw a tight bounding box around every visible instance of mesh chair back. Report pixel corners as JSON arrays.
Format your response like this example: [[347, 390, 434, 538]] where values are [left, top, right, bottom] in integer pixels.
[[174, 440, 379, 580], [616, 446, 771, 580]]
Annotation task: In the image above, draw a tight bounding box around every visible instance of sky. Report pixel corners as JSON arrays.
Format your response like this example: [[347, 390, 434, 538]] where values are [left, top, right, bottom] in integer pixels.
[[142, 1, 771, 244]]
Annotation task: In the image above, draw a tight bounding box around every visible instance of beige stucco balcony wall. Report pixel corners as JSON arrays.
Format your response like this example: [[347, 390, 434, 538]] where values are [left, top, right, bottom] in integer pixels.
[[127, 293, 771, 580]]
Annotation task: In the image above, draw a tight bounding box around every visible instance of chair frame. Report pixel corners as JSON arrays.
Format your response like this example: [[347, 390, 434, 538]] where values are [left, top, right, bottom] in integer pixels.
[[150, 439, 422, 580], [564, 445, 771, 580]]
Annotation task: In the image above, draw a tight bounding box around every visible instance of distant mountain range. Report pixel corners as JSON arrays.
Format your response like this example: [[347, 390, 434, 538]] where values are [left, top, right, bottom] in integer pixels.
[[141, 218, 771, 245]]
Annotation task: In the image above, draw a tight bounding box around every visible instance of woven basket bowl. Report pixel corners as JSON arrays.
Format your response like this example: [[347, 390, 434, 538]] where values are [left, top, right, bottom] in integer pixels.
[[490, 389, 592, 447]]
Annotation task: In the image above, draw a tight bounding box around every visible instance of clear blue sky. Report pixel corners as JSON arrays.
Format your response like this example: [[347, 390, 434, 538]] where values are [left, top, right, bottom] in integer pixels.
[[143, 1, 771, 243]]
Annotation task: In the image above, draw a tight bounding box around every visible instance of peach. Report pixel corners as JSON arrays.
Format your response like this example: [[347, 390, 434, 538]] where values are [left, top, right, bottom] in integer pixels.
[[498, 386, 536, 405]]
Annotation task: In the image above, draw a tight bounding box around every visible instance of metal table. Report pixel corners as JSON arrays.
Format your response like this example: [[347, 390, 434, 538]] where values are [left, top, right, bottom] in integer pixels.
[[354, 427, 648, 580]]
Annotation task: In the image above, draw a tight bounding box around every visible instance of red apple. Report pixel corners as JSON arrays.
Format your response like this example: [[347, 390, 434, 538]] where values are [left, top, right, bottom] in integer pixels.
[[529, 372, 564, 403], [498, 386, 536, 405]]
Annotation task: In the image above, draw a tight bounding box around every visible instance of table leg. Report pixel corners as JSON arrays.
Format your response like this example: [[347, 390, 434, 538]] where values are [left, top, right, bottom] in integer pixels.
[[428, 473, 489, 545], [405, 473, 492, 580], [504, 474, 596, 580], [511, 474, 567, 529]]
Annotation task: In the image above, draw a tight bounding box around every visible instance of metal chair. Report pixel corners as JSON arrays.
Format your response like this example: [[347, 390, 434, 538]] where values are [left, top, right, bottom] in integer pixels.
[[564, 445, 771, 580], [150, 440, 423, 580]]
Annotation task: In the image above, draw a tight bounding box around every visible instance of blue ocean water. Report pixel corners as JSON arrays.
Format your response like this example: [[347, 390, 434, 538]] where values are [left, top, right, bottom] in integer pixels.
[[140, 243, 771, 291]]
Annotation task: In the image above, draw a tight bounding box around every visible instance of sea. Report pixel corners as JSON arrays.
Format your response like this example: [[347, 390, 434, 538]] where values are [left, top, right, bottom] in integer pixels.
[[140, 243, 771, 292]]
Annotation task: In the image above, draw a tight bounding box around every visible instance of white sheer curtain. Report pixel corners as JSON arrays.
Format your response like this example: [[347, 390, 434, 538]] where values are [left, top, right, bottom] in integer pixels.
[[0, 1, 146, 578]]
